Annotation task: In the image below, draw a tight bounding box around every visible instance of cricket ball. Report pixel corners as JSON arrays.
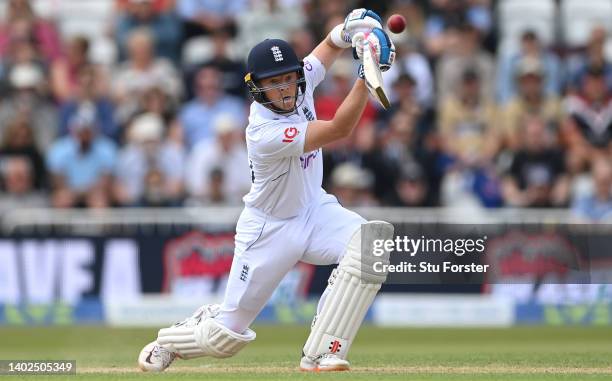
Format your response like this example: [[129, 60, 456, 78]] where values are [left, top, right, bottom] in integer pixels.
[[387, 14, 406, 34]]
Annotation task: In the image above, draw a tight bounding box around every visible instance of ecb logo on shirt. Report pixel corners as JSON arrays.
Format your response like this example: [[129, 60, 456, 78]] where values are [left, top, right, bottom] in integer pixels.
[[271, 46, 283, 62]]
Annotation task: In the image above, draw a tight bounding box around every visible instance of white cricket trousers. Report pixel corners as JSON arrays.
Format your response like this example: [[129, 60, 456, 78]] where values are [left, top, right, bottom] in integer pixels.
[[216, 192, 366, 334]]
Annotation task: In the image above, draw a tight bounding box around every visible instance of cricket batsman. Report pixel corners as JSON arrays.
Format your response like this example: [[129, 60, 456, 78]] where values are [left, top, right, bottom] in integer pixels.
[[138, 8, 395, 372]]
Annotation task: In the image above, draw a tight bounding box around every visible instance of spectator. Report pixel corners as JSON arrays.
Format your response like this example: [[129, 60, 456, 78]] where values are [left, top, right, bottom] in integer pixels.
[[439, 69, 498, 168], [115, 0, 182, 63], [317, 60, 399, 203], [323, 120, 394, 205], [237, 0, 305, 55], [439, 68, 502, 208], [561, 65, 612, 173], [0, 0, 63, 62], [384, 39, 435, 109], [203, 167, 227, 205], [380, 73, 434, 139], [0, 17, 47, 79], [386, 73, 420, 115], [183, 28, 247, 99], [289, 28, 315, 61], [0, 62, 57, 151], [436, 23, 495, 103], [360, 121, 397, 202], [566, 26, 612, 94], [501, 57, 562, 150], [185, 114, 250, 205], [0, 156, 47, 212], [134, 85, 177, 125], [58, 65, 117, 139], [330, 162, 378, 207], [49, 35, 92, 102], [385, 162, 429, 207], [497, 30, 562, 104], [315, 58, 376, 128], [177, 0, 246, 39], [502, 116, 569, 208], [424, 0, 493, 58], [116, 0, 175, 13], [47, 109, 117, 208], [114, 113, 185, 206], [0, 116, 46, 189], [571, 158, 612, 222], [379, 106, 439, 206], [112, 28, 182, 124], [179, 65, 245, 147], [386, 0, 426, 43], [301, 0, 343, 42]]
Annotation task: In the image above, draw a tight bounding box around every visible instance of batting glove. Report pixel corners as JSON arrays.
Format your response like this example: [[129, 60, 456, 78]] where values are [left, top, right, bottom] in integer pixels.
[[352, 28, 396, 72], [330, 8, 382, 49], [343, 9, 382, 36]]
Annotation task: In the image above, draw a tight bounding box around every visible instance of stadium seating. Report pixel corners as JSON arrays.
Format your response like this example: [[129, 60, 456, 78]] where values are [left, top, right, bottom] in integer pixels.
[[54, 0, 114, 39], [0, 0, 118, 64], [181, 36, 243, 66], [497, 0, 556, 55], [560, 0, 612, 47]]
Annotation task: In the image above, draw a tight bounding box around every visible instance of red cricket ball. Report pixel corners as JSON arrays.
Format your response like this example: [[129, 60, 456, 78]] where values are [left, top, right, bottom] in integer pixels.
[[387, 14, 406, 34]]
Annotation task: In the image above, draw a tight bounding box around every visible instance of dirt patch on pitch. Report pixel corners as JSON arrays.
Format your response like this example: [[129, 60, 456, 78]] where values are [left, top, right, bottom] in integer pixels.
[[80, 365, 612, 375]]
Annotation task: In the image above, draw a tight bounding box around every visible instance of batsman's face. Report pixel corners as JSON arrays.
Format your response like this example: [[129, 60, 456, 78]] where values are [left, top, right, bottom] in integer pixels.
[[260, 72, 298, 111]]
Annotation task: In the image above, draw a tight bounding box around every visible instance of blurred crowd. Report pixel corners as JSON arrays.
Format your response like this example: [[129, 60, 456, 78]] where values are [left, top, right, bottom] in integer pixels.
[[0, 0, 611, 222]]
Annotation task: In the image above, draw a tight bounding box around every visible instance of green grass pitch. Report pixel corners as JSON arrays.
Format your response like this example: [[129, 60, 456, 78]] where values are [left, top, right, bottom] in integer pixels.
[[0, 325, 611, 380]]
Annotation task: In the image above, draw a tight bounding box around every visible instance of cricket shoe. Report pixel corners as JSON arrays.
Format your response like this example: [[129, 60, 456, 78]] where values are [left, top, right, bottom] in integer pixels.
[[300, 353, 350, 372], [138, 341, 176, 372]]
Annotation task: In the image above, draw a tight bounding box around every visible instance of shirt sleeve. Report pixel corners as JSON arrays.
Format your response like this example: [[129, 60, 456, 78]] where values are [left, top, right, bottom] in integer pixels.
[[248, 120, 308, 161], [227, 0, 247, 14], [177, 0, 196, 20], [46, 144, 65, 174], [303, 54, 326, 93]]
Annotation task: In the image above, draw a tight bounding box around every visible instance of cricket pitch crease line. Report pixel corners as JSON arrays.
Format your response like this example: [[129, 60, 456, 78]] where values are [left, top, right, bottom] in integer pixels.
[[78, 365, 612, 374]]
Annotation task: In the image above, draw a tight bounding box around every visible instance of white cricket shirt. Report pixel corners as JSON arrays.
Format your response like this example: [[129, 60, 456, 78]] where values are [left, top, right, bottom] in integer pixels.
[[243, 54, 326, 219]]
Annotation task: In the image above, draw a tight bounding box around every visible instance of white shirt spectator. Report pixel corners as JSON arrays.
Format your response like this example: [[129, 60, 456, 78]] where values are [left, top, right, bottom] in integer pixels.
[[185, 114, 251, 205], [237, 0, 305, 56], [114, 113, 186, 205], [177, 0, 247, 20], [385, 49, 434, 108], [113, 58, 182, 102]]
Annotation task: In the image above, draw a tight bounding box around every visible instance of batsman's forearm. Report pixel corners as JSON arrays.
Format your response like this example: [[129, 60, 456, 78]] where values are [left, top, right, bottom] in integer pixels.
[[331, 79, 369, 137], [311, 33, 345, 70]]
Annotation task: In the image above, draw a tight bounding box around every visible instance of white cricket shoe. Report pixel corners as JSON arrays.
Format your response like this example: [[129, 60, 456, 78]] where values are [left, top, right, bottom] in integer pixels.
[[300, 353, 350, 372], [138, 341, 177, 372]]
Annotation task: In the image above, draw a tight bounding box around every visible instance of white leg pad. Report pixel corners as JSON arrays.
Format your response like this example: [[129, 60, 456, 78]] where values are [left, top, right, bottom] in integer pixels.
[[303, 221, 394, 360], [157, 314, 256, 359]]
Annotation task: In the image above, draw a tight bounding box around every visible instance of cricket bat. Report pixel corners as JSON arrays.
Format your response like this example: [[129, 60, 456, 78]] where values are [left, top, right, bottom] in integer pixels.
[[362, 39, 390, 109]]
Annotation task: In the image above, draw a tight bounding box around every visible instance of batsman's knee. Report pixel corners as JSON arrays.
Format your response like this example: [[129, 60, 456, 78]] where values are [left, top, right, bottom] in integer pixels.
[[342, 220, 394, 283]]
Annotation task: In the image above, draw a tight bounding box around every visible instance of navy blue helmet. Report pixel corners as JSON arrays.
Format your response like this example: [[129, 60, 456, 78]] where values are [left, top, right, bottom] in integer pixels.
[[244, 39, 306, 114]]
